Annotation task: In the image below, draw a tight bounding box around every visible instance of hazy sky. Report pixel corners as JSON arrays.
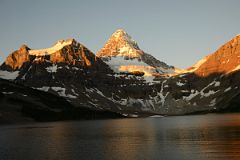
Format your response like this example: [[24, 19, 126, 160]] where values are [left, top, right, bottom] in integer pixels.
[[0, 0, 240, 68]]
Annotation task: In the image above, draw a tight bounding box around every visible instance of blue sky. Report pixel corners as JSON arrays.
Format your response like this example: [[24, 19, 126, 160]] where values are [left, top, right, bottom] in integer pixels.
[[0, 0, 240, 68]]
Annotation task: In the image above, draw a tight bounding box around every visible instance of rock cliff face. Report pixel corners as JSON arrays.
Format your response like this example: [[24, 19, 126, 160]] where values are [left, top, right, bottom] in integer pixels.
[[1, 31, 240, 117], [2, 45, 30, 70]]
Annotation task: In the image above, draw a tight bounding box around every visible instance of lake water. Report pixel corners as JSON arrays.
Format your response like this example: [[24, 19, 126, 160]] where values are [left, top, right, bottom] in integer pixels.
[[1, 114, 240, 160]]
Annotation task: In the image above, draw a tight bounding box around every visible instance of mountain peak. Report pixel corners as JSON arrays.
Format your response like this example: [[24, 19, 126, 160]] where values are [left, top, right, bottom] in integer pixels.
[[29, 38, 75, 56], [97, 29, 142, 58], [112, 29, 126, 36], [53, 38, 76, 46], [1, 38, 99, 71], [19, 44, 30, 52], [111, 29, 140, 50], [97, 29, 175, 75], [111, 29, 130, 40]]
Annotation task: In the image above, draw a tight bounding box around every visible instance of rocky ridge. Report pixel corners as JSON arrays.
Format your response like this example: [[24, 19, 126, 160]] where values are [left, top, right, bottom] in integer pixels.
[[1, 30, 240, 118]]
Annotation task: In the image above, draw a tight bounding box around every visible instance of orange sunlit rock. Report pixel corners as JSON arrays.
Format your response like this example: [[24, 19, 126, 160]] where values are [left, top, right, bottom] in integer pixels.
[[194, 35, 240, 76]]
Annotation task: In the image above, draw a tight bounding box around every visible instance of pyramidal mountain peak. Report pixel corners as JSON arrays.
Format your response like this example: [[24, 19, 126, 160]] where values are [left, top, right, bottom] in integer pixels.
[[97, 29, 175, 75], [111, 29, 140, 50], [97, 29, 142, 58]]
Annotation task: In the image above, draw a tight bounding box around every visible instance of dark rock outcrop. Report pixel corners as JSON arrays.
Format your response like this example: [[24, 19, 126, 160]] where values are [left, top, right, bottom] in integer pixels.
[[0, 78, 123, 124]]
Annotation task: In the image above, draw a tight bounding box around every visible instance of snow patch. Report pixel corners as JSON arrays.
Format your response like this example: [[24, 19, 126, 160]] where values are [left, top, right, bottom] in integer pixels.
[[144, 76, 155, 84], [2, 92, 14, 94], [149, 115, 163, 118], [183, 90, 199, 101], [35, 86, 50, 92], [85, 87, 107, 98], [122, 113, 139, 118], [200, 80, 219, 95], [35, 86, 77, 98], [176, 81, 184, 86], [51, 87, 77, 99], [72, 67, 79, 70], [29, 39, 73, 56], [0, 70, 19, 80], [95, 88, 105, 97], [46, 64, 58, 73], [209, 98, 216, 107], [201, 90, 218, 97], [103, 56, 172, 79], [88, 101, 98, 107], [178, 74, 187, 77], [156, 66, 175, 74], [157, 80, 169, 105], [214, 81, 220, 87], [71, 89, 79, 96], [104, 56, 149, 71], [224, 87, 232, 92]]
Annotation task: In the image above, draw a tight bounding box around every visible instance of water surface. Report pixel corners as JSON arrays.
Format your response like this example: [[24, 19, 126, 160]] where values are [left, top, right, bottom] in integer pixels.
[[1, 114, 240, 160]]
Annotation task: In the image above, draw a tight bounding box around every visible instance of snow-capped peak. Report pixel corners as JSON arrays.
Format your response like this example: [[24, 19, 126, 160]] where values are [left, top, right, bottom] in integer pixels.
[[112, 29, 127, 38], [97, 29, 176, 76], [111, 29, 139, 50], [29, 39, 75, 56], [97, 29, 143, 58]]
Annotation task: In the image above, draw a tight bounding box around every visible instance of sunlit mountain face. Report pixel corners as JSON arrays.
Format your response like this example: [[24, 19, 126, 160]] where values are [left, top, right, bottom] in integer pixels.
[[96, 29, 175, 76], [193, 35, 240, 76], [1, 30, 240, 120]]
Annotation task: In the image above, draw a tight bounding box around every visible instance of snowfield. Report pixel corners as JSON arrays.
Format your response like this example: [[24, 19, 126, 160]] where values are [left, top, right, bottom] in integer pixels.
[[29, 39, 73, 56], [0, 70, 19, 80]]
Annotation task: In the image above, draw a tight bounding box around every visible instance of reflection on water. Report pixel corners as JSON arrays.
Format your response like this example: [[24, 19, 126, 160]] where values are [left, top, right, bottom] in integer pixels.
[[1, 114, 240, 160], [103, 118, 157, 160]]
